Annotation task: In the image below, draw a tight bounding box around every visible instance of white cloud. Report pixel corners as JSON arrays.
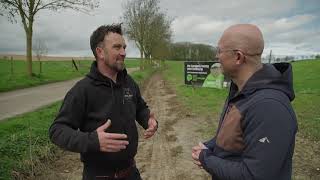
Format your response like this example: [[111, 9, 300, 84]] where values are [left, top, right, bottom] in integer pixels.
[[0, 0, 319, 57], [161, 0, 297, 19], [172, 15, 234, 44], [259, 14, 317, 35], [265, 42, 318, 56]]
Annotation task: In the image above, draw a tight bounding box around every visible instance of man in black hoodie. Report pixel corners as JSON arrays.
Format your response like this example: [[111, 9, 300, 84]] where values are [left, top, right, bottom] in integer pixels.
[[49, 24, 158, 180], [191, 24, 298, 180]]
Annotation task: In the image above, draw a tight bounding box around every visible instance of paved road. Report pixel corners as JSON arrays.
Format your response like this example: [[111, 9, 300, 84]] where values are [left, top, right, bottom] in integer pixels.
[[0, 67, 139, 121]]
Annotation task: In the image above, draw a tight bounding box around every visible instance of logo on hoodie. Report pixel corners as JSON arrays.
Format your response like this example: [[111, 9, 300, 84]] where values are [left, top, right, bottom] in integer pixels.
[[259, 137, 270, 143], [123, 88, 133, 101]]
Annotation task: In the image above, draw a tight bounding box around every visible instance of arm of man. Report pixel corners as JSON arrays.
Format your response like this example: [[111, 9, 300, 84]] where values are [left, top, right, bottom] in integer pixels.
[[133, 81, 151, 129], [203, 138, 216, 151], [199, 99, 297, 180], [49, 90, 100, 153], [132, 79, 158, 138], [49, 90, 129, 153]]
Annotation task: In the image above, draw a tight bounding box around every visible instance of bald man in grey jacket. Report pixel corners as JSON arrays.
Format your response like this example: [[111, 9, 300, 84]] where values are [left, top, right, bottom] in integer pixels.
[[192, 24, 297, 180]]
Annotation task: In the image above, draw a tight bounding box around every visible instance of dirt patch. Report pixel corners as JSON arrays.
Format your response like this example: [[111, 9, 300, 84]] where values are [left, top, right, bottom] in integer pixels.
[[293, 134, 320, 180], [31, 151, 82, 180]]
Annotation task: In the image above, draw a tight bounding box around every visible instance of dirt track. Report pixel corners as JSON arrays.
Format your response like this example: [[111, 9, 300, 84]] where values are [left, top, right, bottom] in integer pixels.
[[135, 73, 210, 180]]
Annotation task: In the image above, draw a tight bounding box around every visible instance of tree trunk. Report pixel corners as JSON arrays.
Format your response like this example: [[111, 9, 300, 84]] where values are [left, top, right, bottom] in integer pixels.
[[26, 28, 33, 76], [39, 59, 42, 74], [139, 50, 144, 70]]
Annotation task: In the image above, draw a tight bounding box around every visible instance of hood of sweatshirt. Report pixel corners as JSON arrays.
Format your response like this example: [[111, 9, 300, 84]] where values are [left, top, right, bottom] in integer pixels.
[[232, 63, 295, 101]]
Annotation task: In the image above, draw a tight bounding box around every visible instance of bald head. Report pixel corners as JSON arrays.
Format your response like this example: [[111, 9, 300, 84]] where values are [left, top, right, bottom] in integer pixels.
[[219, 24, 264, 57]]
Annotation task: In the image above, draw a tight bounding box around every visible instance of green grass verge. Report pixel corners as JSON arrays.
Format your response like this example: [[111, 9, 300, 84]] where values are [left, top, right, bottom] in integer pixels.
[[162, 59, 320, 140], [0, 102, 62, 179], [0, 59, 140, 92], [291, 59, 320, 140], [0, 66, 154, 180]]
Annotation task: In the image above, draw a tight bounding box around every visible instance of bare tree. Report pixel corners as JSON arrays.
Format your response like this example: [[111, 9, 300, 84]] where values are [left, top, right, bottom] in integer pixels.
[[33, 38, 48, 74], [122, 0, 172, 60], [0, 0, 99, 76], [144, 12, 172, 59]]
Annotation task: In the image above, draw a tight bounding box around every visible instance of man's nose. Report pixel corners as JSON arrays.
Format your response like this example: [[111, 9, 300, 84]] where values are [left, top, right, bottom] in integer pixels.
[[120, 48, 126, 56]]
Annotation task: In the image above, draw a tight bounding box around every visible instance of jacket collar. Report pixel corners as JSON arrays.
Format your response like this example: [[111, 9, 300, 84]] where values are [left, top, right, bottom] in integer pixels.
[[86, 61, 128, 87]]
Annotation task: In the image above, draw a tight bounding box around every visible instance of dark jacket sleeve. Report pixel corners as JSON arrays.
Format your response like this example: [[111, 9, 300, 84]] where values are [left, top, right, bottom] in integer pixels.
[[49, 90, 100, 153], [133, 81, 150, 129], [199, 99, 297, 180], [203, 138, 216, 151]]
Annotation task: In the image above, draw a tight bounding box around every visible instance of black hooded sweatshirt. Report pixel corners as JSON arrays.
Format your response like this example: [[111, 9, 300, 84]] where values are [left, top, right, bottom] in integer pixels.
[[199, 63, 298, 180], [49, 61, 150, 169]]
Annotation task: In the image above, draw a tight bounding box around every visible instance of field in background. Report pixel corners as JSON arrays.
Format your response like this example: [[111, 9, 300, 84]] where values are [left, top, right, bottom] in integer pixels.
[[0, 59, 140, 92], [0, 54, 94, 61], [0, 66, 154, 180], [163, 59, 320, 141], [162, 59, 320, 179], [0, 54, 142, 61], [291, 60, 320, 140]]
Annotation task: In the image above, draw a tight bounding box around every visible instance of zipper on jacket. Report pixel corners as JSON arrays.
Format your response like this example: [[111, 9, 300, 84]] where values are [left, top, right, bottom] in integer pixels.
[[122, 87, 125, 105], [109, 79, 115, 106]]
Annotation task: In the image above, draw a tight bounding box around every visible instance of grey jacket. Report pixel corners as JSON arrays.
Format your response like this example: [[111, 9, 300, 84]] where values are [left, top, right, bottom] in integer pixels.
[[199, 63, 298, 180]]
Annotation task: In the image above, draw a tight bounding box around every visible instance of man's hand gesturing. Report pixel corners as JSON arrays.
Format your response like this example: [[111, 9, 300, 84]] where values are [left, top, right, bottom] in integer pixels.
[[96, 119, 129, 152], [144, 113, 158, 139]]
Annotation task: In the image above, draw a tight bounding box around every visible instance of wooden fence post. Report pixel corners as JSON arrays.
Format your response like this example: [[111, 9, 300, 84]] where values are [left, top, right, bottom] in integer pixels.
[[72, 58, 79, 71], [10, 56, 13, 75]]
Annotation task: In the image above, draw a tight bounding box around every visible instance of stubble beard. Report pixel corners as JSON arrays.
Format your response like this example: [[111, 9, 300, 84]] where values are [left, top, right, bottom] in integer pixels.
[[114, 60, 125, 72], [105, 59, 125, 72]]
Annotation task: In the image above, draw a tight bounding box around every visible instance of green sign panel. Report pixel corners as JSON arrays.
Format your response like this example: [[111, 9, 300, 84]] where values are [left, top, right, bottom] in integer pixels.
[[184, 61, 226, 89]]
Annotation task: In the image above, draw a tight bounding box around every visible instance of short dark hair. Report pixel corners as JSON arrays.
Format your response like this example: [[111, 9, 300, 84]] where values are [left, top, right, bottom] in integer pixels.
[[90, 23, 123, 58]]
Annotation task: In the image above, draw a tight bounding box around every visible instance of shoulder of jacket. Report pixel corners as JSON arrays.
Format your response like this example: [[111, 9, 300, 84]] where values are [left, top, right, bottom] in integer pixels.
[[67, 77, 92, 95], [236, 89, 289, 113]]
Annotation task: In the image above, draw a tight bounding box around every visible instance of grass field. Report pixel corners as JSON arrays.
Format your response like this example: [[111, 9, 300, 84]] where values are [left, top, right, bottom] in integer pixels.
[[0, 66, 154, 180], [0, 59, 140, 92], [291, 60, 320, 140], [162, 59, 320, 140]]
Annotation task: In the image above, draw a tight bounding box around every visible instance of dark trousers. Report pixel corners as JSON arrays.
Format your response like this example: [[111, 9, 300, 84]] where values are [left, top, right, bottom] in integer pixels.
[[82, 166, 142, 180]]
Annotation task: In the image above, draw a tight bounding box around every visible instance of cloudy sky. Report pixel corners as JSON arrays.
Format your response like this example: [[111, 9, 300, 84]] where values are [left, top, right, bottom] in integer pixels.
[[0, 0, 319, 57]]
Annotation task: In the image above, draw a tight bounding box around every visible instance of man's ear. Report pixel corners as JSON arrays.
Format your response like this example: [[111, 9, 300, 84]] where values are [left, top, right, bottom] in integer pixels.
[[96, 47, 104, 59], [235, 51, 245, 65]]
